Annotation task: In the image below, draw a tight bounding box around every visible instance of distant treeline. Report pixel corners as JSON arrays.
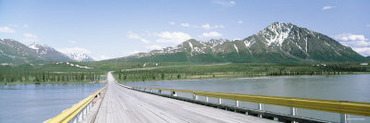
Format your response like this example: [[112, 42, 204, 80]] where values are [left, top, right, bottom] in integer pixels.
[[0, 71, 101, 83], [114, 63, 369, 82]]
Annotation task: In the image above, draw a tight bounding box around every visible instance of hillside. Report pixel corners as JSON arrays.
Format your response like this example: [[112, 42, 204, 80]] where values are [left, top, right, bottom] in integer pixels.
[[0, 39, 43, 63]]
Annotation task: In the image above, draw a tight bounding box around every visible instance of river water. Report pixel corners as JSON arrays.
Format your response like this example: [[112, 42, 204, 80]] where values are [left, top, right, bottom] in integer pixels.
[[123, 74, 370, 123], [0, 83, 105, 123]]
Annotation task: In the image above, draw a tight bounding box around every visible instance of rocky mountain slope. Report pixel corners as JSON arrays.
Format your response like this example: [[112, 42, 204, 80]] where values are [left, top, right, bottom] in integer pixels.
[[29, 43, 74, 62], [0, 39, 43, 63]]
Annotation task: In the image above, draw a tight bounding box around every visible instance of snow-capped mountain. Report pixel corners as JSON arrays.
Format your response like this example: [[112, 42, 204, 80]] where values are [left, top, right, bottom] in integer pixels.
[[0, 39, 95, 63], [67, 52, 94, 62], [29, 43, 94, 62], [29, 43, 74, 62], [115, 22, 366, 62]]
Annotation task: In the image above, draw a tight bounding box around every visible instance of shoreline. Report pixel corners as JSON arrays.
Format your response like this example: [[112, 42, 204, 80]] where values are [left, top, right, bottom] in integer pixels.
[[2, 72, 369, 85], [0, 81, 106, 85], [118, 72, 370, 83]]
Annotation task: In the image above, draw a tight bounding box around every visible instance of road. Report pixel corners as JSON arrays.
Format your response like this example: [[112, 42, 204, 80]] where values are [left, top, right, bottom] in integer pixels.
[[93, 72, 276, 123]]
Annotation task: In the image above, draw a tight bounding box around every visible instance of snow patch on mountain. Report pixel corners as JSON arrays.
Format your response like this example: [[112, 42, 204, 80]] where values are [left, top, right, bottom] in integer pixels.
[[244, 41, 251, 48], [233, 44, 239, 53], [259, 22, 292, 46], [188, 42, 193, 49]]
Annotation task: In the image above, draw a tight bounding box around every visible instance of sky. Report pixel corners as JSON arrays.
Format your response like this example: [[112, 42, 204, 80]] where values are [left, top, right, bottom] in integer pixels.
[[0, 0, 369, 60]]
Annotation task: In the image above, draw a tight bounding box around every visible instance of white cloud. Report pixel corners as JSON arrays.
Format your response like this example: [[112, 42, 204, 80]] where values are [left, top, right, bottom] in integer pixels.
[[181, 23, 190, 27], [23, 33, 38, 42], [214, 0, 236, 7], [128, 50, 145, 55], [57, 47, 92, 55], [23, 24, 29, 28], [238, 20, 243, 24], [145, 45, 163, 50], [68, 40, 77, 44], [0, 27, 16, 33], [127, 31, 150, 43], [322, 6, 336, 10], [94, 55, 113, 61], [335, 33, 367, 43], [335, 33, 370, 56], [201, 24, 211, 29], [169, 22, 175, 25], [202, 31, 223, 37], [353, 48, 370, 56], [201, 24, 224, 29], [155, 31, 192, 44]]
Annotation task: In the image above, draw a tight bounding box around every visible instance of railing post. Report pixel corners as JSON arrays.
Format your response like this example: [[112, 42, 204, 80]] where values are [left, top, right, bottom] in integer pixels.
[[291, 107, 297, 116], [340, 113, 348, 123], [205, 97, 209, 102], [193, 93, 198, 100], [158, 90, 161, 94], [258, 103, 263, 118], [291, 107, 298, 123], [170, 91, 177, 96], [235, 100, 239, 107], [218, 98, 222, 104]]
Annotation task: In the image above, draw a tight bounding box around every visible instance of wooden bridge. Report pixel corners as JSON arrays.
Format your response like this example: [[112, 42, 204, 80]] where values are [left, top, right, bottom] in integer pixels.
[[46, 72, 370, 123]]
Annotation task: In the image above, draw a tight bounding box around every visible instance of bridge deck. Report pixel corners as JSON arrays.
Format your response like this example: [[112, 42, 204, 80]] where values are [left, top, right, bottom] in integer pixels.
[[93, 73, 276, 123]]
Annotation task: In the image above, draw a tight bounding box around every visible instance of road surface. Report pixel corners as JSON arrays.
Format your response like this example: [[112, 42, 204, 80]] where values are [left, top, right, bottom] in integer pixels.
[[93, 72, 276, 123]]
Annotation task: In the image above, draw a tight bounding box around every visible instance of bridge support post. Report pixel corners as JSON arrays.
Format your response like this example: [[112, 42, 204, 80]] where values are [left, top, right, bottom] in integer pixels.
[[235, 100, 239, 107], [258, 103, 263, 118], [340, 113, 348, 123]]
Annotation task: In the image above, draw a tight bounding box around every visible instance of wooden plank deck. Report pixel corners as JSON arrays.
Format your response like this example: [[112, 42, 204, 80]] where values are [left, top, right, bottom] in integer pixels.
[[93, 73, 277, 123]]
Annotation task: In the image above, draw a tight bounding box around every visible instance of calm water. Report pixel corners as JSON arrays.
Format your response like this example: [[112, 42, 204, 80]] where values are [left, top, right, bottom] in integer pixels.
[[123, 74, 370, 122], [0, 83, 105, 123]]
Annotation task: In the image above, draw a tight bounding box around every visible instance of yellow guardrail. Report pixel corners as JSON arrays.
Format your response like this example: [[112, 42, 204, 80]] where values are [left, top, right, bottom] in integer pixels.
[[133, 86, 370, 117], [46, 85, 107, 123]]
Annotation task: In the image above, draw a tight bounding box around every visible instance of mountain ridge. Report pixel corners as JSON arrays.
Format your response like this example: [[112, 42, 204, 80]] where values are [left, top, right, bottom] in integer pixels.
[[110, 22, 366, 63], [0, 39, 94, 63]]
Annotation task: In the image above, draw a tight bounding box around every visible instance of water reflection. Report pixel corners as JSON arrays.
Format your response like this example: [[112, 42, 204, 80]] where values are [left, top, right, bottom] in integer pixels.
[[0, 83, 105, 123], [123, 74, 370, 122]]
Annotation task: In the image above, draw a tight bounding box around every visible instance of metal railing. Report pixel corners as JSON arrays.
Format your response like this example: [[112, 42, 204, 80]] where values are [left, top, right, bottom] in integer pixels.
[[46, 85, 107, 123], [130, 86, 370, 123]]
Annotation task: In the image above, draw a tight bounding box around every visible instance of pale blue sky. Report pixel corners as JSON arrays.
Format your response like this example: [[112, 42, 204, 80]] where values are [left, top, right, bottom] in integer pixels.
[[1, 0, 369, 60]]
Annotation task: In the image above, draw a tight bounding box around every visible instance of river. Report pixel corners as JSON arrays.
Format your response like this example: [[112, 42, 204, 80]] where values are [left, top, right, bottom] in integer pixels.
[[123, 74, 370, 123], [0, 83, 105, 123]]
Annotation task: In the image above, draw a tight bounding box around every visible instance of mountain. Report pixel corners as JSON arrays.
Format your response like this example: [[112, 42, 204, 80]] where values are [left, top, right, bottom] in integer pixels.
[[0, 39, 94, 63], [0, 39, 43, 63], [66, 52, 94, 62], [113, 22, 366, 63], [29, 43, 95, 62], [29, 43, 74, 62]]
